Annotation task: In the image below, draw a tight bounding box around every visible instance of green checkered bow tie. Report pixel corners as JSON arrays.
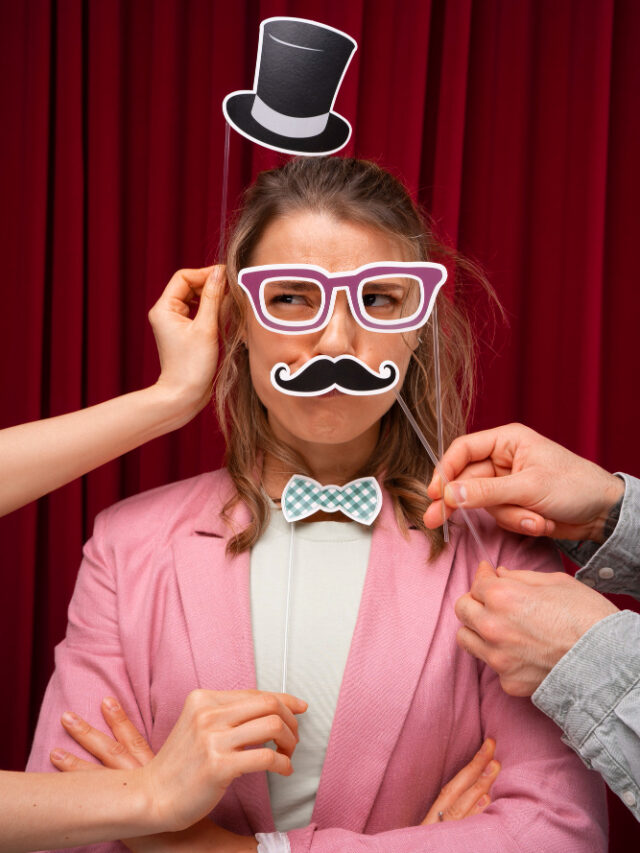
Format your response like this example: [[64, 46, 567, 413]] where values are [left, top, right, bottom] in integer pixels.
[[281, 475, 382, 525]]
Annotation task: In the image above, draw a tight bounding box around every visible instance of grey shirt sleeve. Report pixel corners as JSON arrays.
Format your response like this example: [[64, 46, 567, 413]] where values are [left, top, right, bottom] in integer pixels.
[[556, 473, 640, 598], [535, 472, 640, 820], [533, 610, 640, 820]]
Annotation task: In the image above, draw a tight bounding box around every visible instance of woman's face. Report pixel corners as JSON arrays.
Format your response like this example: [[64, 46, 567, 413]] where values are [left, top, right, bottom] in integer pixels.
[[243, 210, 419, 454]]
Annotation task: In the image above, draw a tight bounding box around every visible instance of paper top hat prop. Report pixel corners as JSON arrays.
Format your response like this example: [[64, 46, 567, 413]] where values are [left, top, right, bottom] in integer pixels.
[[223, 17, 357, 156]]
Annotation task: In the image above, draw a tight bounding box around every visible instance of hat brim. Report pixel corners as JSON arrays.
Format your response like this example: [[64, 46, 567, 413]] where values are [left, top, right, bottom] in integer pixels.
[[223, 92, 351, 156]]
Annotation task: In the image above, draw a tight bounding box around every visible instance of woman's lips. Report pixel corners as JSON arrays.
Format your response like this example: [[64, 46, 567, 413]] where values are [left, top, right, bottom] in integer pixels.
[[315, 389, 343, 399]]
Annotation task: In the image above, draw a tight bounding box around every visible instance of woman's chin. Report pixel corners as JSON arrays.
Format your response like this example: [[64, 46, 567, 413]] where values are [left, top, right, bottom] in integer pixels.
[[276, 410, 382, 450]]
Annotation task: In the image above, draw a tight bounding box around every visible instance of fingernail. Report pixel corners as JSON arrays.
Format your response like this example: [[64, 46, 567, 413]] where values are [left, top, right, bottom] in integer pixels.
[[521, 518, 536, 531], [479, 739, 492, 755], [50, 749, 67, 761], [445, 483, 467, 505], [476, 794, 490, 808], [102, 697, 120, 711], [61, 711, 79, 727], [482, 760, 498, 776]]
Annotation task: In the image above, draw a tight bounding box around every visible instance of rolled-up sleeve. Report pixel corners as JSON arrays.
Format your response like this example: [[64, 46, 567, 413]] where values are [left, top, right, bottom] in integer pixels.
[[533, 609, 640, 820]]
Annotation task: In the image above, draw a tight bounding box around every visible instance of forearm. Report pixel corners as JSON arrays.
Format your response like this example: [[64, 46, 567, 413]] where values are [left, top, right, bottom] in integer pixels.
[[0, 767, 155, 851], [125, 820, 257, 853], [0, 384, 201, 516], [284, 817, 531, 853], [533, 610, 640, 820], [1, 770, 258, 853]]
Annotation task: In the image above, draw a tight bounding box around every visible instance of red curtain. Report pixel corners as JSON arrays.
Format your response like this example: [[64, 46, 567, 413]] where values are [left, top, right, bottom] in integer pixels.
[[1, 0, 639, 846]]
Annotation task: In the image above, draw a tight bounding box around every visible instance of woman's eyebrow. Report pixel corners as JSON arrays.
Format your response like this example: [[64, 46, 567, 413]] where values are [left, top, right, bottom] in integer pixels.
[[267, 279, 320, 291], [362, 279, 410, 290]]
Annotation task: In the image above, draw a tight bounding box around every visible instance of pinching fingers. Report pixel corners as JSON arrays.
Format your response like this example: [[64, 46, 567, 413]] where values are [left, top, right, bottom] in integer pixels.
[[228, 713, 299, 758], [193, 265, 226, 329]]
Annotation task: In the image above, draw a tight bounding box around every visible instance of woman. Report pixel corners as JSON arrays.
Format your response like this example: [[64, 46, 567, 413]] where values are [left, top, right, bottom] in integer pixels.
[[27, 157, 607, 851]]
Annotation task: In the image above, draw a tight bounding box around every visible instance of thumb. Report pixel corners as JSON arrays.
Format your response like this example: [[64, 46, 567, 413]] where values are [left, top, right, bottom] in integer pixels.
[[444, 475, 526, 511], [474, 560, 498, 582], [194, 265, 225, 329]]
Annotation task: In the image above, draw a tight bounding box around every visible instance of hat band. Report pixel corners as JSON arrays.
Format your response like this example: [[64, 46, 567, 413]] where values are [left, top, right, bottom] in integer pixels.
[[251, 96, 330, 139]]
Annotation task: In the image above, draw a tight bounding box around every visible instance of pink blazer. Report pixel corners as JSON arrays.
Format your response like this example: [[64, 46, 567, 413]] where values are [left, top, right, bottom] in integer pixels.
[[27, 470, 607, 852]]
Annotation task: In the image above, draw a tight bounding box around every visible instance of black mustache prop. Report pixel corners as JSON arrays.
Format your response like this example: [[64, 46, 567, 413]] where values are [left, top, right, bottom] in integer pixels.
[[271, 355, 399, 396]]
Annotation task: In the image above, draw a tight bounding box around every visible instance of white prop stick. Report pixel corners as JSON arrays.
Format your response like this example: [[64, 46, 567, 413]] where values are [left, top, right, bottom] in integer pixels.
[[430, 302, 449, 542], [394, 390, 496, 570], [217, 122, 231, 261], [281, 522, 295, 694]]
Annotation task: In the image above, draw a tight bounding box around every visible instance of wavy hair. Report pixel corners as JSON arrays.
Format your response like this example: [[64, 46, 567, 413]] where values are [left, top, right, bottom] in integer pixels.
[[215, 157, 498, 556]]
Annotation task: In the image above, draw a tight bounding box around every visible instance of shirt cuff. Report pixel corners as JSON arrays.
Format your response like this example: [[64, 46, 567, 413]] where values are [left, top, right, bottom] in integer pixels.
[[256, 831, 291, 853], [559, 473, 640, 596]]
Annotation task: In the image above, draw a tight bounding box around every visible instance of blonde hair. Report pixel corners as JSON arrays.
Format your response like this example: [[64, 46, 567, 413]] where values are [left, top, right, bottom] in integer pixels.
[[215, 157, 497, 556]]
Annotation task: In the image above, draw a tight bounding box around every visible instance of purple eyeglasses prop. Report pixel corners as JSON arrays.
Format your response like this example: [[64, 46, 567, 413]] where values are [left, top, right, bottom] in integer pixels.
[[237, 262, 448, 335]]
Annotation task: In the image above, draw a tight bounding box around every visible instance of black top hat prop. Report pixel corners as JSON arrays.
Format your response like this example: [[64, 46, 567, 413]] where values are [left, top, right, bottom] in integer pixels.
[[223, 17, 357, 156]]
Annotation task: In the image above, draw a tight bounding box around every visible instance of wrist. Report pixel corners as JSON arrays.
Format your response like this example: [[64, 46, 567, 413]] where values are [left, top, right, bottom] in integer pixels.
[[144, 380, 211, 433], [588, 474, 625, 543], [122, 767, 168, 836]]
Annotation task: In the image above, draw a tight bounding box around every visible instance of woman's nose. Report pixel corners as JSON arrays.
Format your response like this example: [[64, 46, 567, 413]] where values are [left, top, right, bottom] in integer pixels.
[[314, 291, 357, 355]]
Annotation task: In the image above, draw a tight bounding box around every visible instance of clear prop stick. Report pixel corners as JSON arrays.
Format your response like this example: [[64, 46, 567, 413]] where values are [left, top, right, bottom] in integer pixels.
[[431, 302, 449, 543], [394, 390, 496, 570], [281, 521, 295, 694], [217, 122, 231, 261]]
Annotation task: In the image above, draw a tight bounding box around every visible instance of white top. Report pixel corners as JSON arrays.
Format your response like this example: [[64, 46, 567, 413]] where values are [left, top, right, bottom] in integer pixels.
[[250, 507, 373, 831]]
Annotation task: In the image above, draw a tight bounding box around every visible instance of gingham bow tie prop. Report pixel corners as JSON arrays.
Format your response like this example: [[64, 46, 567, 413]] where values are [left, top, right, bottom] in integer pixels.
[[281, 475, 382, 525]]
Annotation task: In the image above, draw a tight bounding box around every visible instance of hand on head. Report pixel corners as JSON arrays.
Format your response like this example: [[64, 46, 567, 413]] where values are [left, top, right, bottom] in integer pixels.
[[454, 561, 619, 696], [424, 423, 624, 542], [149, 265, 226, 422]]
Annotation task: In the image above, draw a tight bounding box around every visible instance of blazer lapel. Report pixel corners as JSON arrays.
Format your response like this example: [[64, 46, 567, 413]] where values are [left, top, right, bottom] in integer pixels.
[[172, 482, 275, 831], [311, 493, 454, 830]]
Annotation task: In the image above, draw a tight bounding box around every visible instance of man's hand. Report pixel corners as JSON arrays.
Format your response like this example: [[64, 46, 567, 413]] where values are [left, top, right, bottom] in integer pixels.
[[424, 423, 624, 541], [455, 562, 619, 696]]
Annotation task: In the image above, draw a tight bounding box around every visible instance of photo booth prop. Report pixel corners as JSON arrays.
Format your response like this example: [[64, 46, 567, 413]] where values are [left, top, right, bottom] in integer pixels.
[[238, 261, 447, 397], [223, 18, 357, 156]]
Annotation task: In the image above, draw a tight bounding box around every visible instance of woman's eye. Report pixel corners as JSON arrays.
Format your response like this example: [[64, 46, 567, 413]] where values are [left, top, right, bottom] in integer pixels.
[[273, 292, 307, 305], [264, 282, 322, 320], [363, 292, 396, 309]]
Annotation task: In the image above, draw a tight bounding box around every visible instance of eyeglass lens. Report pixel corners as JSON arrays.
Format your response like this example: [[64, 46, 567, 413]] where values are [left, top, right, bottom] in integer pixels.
[[261, 275, 422, 327]]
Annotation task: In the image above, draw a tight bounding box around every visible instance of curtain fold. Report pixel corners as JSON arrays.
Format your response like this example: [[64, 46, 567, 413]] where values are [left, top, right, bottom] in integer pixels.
[[1, 0, 638, 845]]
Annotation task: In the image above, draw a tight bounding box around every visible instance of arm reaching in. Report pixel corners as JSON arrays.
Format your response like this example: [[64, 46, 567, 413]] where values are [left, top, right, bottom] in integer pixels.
[[0, 266, 224, 517], [0, 690, 305, 853], [51, 692, 307, 853], [424, 423, 624, 540], [456, 562, 640, 819]]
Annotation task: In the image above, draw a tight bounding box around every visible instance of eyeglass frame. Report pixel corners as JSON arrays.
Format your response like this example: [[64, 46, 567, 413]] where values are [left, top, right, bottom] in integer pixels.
[[237, 262, 448, 335]]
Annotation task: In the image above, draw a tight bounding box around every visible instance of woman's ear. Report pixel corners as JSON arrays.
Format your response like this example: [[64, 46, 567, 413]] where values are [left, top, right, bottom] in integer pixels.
[[407, 331, 422, 352], [239, 317, 249, 348]]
